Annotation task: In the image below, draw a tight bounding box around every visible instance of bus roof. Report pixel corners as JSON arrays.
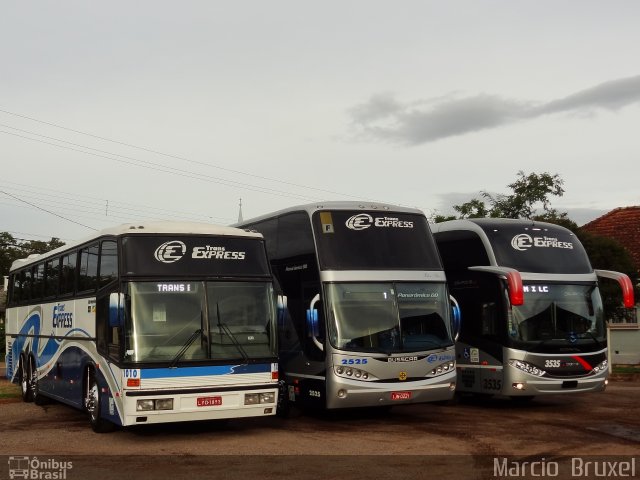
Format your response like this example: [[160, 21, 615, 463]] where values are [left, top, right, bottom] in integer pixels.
[[10, 221, 263, 272], [235, 201, 425, 227], [431, 218, 593, 275], [430, 217, 573, 233]]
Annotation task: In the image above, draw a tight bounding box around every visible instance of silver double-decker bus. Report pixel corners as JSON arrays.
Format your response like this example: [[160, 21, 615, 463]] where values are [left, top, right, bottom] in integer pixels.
[[432, 218, 634, 400], [237, 202, 458, 411]]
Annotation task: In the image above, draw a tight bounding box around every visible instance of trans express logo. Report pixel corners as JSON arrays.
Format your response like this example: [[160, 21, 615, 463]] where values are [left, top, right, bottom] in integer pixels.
[[510, 234, 574, 252], [53, 303, 73, 328], [345, 214, 414, 231], [154, 240, 187, 263]]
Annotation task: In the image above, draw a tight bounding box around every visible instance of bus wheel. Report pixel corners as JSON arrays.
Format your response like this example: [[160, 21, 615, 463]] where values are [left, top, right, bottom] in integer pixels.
[[276, 380, 290, 418], [19, 356, 33, 403], [85, 369, 115, 433], [29, 356, 47, 406]]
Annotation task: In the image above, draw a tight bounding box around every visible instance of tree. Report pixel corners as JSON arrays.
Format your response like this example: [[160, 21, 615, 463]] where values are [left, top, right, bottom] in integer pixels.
[[442, 171, 566, 221], [0, 232, 65, 279]]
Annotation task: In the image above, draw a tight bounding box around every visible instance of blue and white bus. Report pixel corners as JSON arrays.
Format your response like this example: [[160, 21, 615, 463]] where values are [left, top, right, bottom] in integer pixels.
[[237, 202, 458, 412], [432, 218, 634, 400], [5, 222, 280, 431]]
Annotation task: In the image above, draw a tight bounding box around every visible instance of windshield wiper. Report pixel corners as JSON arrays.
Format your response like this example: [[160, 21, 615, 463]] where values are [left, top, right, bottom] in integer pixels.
[[169, 328, 203, 368], [216, 303, 249, 364]]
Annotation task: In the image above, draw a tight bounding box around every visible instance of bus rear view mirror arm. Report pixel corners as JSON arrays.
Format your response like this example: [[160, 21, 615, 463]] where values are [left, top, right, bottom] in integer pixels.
[[306, 293, 324, 352], [468, 266, 524, 306], [594, 270, 635, 308]]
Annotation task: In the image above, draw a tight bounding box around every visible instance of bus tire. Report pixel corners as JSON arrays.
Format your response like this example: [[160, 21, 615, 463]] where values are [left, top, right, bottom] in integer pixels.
[[29, 356, 47, 406], [19, 355, 33, 403], [85, 368, 115, 433], [276, 380, 290, 418]]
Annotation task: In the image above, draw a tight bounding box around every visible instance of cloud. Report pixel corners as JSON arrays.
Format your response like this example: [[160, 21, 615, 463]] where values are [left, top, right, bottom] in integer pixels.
[[349, 75, 640, 145]]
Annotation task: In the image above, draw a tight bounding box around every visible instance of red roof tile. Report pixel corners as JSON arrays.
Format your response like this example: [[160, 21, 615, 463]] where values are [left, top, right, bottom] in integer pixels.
[[582, 206, 640, 270]]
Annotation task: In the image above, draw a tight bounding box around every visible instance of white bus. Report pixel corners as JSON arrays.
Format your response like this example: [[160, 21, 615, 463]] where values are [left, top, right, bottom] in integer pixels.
[[237, 202, 458, 412], [5, 222, 280, 431], [432, 218, 634, 400]]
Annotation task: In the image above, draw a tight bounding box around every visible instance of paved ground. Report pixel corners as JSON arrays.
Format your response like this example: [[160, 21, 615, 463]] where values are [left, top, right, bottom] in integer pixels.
[[1, 378, 639, 479]]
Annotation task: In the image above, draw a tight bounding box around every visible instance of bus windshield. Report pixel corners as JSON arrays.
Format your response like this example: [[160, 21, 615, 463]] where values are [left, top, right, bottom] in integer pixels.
[[312, 211, 442, 271], [509, 283, 605, 346], [124, 281, 276, 363], [327, 282, 453, 354]]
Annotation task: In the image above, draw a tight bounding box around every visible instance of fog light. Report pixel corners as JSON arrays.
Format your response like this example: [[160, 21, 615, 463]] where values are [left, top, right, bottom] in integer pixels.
[[337, 389, 347, 398], [155, 398, 173, 410], [259, 392, 275, 404], [136, 399, 154, 411], [264, 408, 273, 414], [449, 382, 456, 391], [604, 379, 609, 386], [244, 393, 259, 405], [512, 382, 525, 390]]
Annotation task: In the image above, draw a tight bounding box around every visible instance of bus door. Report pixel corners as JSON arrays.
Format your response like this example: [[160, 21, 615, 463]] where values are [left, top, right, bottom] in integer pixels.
[[289, 282, 326, 408]]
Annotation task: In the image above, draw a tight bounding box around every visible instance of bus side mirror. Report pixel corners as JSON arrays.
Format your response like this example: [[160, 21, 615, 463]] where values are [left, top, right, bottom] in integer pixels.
[[109, 292, 125, 328], [450, 295, 461, 341]]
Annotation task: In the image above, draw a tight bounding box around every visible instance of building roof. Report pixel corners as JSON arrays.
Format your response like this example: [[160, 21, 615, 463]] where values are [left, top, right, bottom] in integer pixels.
[[582, 206, 640, 270]]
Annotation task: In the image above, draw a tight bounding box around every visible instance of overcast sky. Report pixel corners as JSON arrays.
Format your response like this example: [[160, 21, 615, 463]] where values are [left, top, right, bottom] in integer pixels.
[[2, 1, 639, 243]]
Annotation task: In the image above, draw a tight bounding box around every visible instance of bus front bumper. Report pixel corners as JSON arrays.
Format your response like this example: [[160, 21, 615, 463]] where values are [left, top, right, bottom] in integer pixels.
[[120, 387, 278, 426], [325, 371, 456, 409]]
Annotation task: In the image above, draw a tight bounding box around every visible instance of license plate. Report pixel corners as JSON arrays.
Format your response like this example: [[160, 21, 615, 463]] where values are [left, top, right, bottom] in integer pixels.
[[197, 396, 222, 407], [391, 391, 412, 401]]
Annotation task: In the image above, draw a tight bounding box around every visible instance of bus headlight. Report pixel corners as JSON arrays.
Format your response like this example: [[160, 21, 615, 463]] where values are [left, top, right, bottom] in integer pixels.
[[136, 398, 174, 411], [509, 360, 546, 377], [592, 360, 608, 373], [136, 400, 155, 411], [429, 361, 455, 377], [259, 392, 275, 404], [245, 392, 275, 405], [334, 366, 376, 382], [155, 398, 173, 410]]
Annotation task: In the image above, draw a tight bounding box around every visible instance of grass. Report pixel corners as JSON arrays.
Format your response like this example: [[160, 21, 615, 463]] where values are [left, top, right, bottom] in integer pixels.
[[0, 378, 20, 400], [612, 365, 640, 375]]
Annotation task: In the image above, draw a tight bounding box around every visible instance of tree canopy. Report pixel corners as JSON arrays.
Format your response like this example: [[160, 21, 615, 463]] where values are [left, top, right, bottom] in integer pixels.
[[434, 171, 567, 222], [0, 232, 65, 279]]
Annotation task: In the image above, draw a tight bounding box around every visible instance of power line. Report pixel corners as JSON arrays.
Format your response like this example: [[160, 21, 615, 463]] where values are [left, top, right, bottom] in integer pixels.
[[0, 190, 97, 231], [0, 182, 231, 223], [0, 107, 430, 212], [1, 180, 231, 223], [0, 107, 379, 201], [0, 128, 324, 202]]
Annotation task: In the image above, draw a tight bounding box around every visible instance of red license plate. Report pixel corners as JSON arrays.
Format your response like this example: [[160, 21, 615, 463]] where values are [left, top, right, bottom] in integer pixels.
[[391, 391, 412, 401], [197, 396, 222, 407]]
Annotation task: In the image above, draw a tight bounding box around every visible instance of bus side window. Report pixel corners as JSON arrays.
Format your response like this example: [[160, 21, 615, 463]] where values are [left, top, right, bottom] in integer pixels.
[[10, 272, 21, 305], [60, 252, 77, 296], [33, 263, 45, 300], [45, 258, 60, 298], [99, 240, 118, 288], [78, 244, 99, 293], [23, 269, 33, 302]]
